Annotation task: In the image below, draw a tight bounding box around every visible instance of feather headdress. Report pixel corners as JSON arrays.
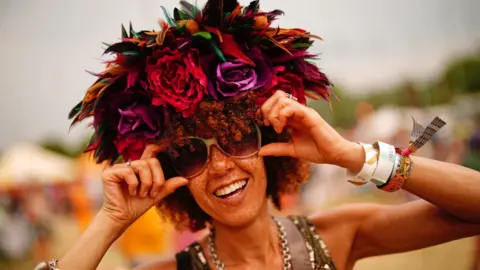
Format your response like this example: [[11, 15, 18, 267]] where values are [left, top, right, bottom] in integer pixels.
[[69, 0, 333, 163]]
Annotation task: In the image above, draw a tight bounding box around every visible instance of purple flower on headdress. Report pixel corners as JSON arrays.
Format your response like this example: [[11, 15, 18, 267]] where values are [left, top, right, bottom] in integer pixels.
[[203, 46, 273, 99], [214, 60, 257, 97], [117, 102, 161, 139]]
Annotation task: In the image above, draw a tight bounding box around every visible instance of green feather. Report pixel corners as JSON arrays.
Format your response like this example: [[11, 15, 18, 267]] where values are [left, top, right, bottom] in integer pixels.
[[99, 78, 110, 85], [177, 24, 187, 32], [161, 6, 177, 27], [292, 43, 313, 49], [193, 31, 212, 40], [210, 41, 227, 62], [122, 51, 140, 56], [174, 8, 189, 20], [129, 22, 140, 39]]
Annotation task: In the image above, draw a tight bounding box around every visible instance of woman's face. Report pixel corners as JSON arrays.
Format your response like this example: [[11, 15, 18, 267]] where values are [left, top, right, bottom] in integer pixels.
[[187, 145, 268, 227]]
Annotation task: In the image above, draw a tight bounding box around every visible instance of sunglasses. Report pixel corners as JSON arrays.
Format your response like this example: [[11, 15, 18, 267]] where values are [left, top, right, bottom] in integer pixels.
[[164, 124, 262, 178]]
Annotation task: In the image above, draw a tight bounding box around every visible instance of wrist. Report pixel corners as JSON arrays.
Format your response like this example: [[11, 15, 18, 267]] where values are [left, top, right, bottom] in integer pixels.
[[337, 141, 364, 174], [96, 209, 130, 237]]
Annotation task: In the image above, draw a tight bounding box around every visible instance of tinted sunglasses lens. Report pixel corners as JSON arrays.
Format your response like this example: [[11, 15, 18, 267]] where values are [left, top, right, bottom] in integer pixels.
[[218, 126, 260, 157], [167, 138, 208, 177]]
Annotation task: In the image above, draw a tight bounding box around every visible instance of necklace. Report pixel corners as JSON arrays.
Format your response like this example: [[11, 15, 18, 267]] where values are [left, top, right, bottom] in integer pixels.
[[208, 218, 292, 270]]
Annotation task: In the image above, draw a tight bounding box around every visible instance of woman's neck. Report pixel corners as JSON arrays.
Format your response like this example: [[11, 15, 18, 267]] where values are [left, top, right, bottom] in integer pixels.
[[210, 202, 281, 267]]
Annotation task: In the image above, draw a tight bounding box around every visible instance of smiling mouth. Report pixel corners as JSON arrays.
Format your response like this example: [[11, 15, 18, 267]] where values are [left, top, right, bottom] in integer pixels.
[[214, 179, 248, 198]]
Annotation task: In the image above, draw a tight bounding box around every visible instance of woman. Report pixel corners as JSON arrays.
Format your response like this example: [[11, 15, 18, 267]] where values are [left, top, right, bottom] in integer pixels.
[[37, 1, 480, 269]]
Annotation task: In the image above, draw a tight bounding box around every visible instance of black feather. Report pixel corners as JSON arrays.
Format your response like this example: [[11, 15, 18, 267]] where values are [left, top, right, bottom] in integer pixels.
[[68, 101, 83, 119], [203, 0, 238, 26], [121, 24, 129, 38], [244, 0, 260, 14], [174, 8, 181, 20], [223, 0, 238, 13], [103, 42, 139, 55]]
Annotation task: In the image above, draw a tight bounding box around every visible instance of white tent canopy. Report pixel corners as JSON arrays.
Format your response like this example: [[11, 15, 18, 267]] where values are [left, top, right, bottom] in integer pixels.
[[0, 143, 76, 189]]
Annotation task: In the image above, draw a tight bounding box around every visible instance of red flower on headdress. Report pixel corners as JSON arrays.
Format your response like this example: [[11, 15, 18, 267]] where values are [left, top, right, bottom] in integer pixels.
[[257, 66, 306, 105], [114, 136, 147, 161], [147, 48, 208, 117]]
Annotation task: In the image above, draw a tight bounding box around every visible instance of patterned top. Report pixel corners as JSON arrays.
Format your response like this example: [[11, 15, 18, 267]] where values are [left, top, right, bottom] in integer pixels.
[[175, 216, 336, 270]]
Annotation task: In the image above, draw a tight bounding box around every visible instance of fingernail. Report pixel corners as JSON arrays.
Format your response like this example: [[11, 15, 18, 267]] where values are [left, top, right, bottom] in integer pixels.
[[151, 192, 158, 197], [264, 119, 269, 126], [142, 191, 148, 198]]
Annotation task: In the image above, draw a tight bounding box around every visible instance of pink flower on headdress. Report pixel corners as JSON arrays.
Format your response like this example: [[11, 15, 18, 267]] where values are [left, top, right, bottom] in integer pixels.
[[147, 48, 208, 117], [256, 66, 306, 105]]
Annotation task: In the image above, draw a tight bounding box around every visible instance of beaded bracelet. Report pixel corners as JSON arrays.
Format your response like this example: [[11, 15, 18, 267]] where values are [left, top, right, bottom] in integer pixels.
[[34, 259, 60, 270]]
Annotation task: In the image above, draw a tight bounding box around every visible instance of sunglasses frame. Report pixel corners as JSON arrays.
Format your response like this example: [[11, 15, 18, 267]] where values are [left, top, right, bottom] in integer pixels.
[[166, 124, 262, 178]]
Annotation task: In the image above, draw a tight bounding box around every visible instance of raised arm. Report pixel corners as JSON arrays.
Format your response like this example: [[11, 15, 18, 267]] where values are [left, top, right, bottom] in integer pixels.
[[344, 155, 480, 260], [44, 146, 187, 270], [259, 90, 480, 265], [404, 155, 480, 223]]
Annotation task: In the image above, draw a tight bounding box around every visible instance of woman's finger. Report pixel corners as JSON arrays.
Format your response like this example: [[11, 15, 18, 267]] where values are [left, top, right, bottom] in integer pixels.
[[260, 90, 284, 125], [258, 142, 297, 158], [130, 160, 153, 198], [107, 166, 139, 196], [278, 102, 306, 131], [268, 96, 295, 132], [146, 158, 165, 197], [153, 177, 189, 203]]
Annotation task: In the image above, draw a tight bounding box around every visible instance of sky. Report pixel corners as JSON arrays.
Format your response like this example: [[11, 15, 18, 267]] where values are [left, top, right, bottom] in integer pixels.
[[0, 0, 479, 150]]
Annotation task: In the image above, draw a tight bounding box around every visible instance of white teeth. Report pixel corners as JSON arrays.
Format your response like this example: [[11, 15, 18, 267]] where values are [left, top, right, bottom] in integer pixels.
[[215, 180, 247, 197]]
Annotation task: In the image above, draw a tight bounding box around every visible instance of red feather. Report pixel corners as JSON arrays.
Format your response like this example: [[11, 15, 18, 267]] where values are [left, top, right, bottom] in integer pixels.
[[220, 34, 255, 66]]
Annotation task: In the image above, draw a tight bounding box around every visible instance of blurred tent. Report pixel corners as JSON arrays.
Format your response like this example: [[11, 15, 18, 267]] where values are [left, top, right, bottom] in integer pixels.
[[0, 143, 76, 190]]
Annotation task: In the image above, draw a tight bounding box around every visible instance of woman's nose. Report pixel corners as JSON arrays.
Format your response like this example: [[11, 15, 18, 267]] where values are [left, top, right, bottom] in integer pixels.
[[208, 145, 234, 176]]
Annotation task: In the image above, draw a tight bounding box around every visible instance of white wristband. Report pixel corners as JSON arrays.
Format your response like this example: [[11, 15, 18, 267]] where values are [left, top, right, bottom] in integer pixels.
[[370, 141, 396, 186], [346, 143, 378, 186]]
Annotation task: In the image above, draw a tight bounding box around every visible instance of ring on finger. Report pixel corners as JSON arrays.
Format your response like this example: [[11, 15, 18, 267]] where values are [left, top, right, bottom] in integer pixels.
[[284, 93, 298, 101], [125, 161, 132, 168]]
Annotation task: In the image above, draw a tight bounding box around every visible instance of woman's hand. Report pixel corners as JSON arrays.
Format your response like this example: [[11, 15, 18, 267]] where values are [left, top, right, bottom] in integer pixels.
[[259, 90, 363, 172], [100, 144, 188, 228]]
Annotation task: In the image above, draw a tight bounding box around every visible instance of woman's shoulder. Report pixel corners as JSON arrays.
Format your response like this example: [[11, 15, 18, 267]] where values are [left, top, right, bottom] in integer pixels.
[[133, 256, 177, 270]]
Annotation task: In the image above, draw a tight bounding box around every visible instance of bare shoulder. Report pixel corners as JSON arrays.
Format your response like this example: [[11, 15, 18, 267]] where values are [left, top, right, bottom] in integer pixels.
[[308, 203, 385, 268], [134, 256, 177, 270]]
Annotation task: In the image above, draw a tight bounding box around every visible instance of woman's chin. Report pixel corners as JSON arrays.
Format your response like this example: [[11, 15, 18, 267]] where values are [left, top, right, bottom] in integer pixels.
[[209, 186, 268, 228]]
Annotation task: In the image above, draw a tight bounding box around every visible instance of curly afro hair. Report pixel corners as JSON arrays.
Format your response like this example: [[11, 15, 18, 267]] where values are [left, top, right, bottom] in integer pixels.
[[155, 93, 311, 232]]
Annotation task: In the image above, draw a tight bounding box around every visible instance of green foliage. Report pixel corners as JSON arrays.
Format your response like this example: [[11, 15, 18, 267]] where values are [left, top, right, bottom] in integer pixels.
[[40, 138, 87, 158], [440, 55, 480, 94]]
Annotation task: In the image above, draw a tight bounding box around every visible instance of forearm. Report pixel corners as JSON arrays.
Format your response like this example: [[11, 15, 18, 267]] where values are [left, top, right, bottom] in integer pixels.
[[403, 156, 480, 223], [58, 211, 126, 270]]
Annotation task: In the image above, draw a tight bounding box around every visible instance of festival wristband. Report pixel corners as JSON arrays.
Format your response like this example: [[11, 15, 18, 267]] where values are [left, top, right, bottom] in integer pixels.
[[346, 143, 378, 186], [370, 141, 396, 186], [379, 152, 413, 192]]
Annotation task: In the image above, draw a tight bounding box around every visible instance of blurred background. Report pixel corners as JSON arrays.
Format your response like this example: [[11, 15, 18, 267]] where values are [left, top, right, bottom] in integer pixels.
[[1, 0, 480, 269]]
